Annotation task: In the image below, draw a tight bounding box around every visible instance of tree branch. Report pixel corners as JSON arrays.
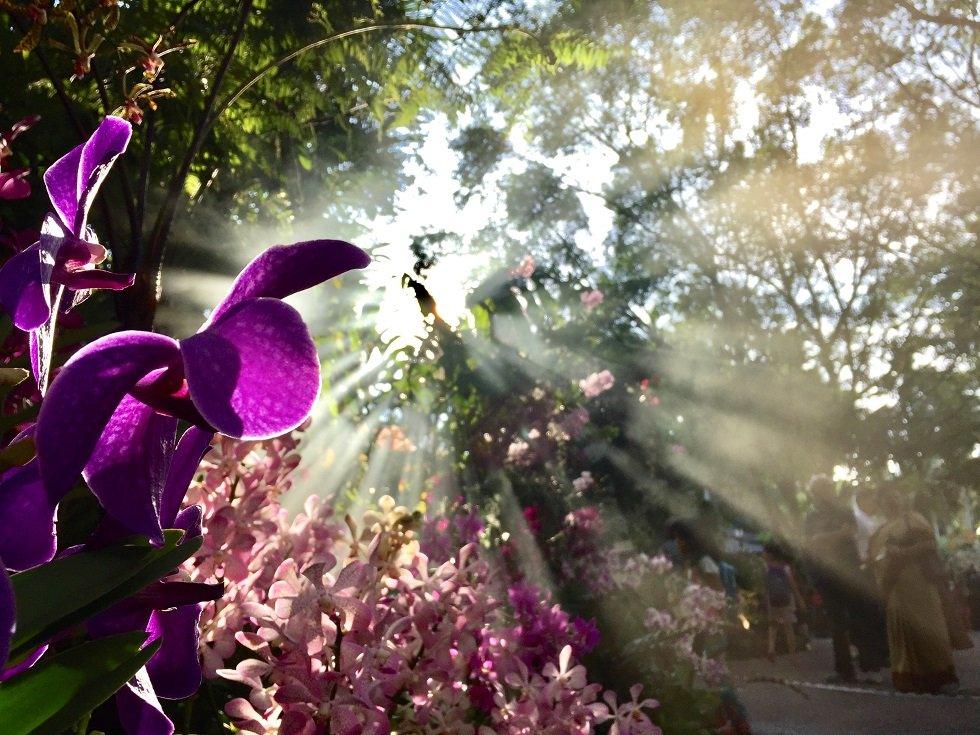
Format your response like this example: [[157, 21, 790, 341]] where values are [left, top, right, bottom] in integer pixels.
[[138, 16, 534, 327], [138, 0, 255, 328], [897, 1, 980, 31]]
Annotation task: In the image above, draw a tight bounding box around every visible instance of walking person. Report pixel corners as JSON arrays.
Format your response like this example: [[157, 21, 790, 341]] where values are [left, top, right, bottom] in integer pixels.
[[762, 543, 806, 661], [850, 486, 889, 681], [803, 475, 861, 683], [869, 484, 958, 694]]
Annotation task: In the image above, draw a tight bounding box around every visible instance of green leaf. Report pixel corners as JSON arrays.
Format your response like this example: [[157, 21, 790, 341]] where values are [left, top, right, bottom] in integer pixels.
[[0, 631, 159, 735], [0, 437, 35, 472], [8, 529, 200, 661]]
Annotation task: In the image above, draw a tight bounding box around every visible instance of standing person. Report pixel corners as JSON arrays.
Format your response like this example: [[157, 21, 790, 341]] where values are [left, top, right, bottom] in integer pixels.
[[762, 543, 806, 661], [803, 474, 861, 683], [850, 486, 889, 680], [870, 484, 958, 694]]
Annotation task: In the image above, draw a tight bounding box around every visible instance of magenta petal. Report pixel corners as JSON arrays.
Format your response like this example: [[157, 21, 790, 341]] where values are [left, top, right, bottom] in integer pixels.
[[36, 332, 180, 503], [0, 566, 12, 669], [43, 143, 83, 235], [0, 460, 56, 570], [205, 239, 369, 327], [0, 170, 31, 200], [0, 644, 47, 682], [159, 429, 212, 528], [116, 667, 174, 735], [171, 505, 203, 539], [84, 395, 177, 543], [145, 605, 202, 699], [182, 298, 320, 440], [0, 243, 48, 331], [44, 116, 131, 235], [58, 268, 135, 291]]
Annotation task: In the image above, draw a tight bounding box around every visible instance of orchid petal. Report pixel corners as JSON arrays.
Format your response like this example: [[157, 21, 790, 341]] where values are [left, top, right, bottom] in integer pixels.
[[182, 298, 320, 440], [0, 460, 56, 570], [172, 504, 203, 540], [37, 332, 180, 502], [0, 243, 47, 331], [116, 666, 174, 735], [159, 428, 212, 527], [30, 284, 64, 394], [146, 605, 203, 699], [44, 117, 131, 235], [206, 239, 369, 327], [137, 580, 220, 609], [57, 268, 135, 292], [0, 644, 46, 682], [0, 170, 31, 200], [83, 395, 177, 543], [0, 565, 13, 669], [42, 144, 83, 235]]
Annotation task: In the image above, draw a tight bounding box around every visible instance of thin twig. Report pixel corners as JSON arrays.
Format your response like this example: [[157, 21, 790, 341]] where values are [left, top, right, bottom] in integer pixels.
[[140, 0, 254, 326]]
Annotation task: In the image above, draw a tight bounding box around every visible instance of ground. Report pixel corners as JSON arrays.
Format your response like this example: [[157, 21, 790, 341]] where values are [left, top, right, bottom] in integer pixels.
[[730, 633, 980, 735]]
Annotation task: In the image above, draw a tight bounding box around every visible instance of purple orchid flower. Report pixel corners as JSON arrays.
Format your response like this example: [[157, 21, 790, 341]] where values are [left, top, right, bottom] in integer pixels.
[[33, 238, 368, 543], [0, 116, 136, 391], [0, 426, 56, 571], [85, 431, 222, 735]]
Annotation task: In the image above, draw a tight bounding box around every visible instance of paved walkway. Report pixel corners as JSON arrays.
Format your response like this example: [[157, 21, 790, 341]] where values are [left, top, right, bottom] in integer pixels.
[[730, 634, 980, 734]]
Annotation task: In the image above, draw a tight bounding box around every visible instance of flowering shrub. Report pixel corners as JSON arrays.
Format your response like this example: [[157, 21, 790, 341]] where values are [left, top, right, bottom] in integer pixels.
[[183, 432, 662, 735], [537, 500, 732, 728]]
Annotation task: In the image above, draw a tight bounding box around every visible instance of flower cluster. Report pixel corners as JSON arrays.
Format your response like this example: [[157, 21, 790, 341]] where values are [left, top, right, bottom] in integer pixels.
[[539, 499, 731, 692], [184, 435, 661, 735], [579, 370, 615, 399]]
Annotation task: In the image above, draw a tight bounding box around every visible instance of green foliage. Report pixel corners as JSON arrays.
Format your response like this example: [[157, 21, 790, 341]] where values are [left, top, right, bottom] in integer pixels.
[[0, 631, 159, 735], [7, 529, 200, 661]]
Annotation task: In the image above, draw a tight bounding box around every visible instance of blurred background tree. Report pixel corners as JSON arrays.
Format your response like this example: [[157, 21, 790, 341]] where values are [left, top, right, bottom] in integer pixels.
[[3, 0, 976, 543]]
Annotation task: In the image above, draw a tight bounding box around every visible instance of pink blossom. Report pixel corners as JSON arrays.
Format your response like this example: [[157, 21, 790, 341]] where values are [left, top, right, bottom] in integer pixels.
[[181, 429, 648, 734], [580, 289, 604, 310], [509, 255, 536, 279], [579, 370, 615, 398], [375, 424, 416, 452], [572, 471, 594, 493]]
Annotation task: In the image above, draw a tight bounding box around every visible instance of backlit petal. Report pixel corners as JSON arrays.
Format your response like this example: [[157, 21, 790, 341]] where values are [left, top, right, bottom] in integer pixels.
[[182, 298, 319, 440], [37, 332, 179, 503], [44, 116, 131, 235], [146, 605, 203, 699], [83, 395, 177, 543], [159, 428, 212, 528], [116, 666, 174, 735], [206, 239, 369, 327], [0, 243, 47, 331], [0, 460, 56, 570]]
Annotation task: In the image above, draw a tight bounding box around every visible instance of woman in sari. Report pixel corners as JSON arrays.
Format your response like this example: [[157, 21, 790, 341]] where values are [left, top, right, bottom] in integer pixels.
[[870, 485, 958, 693]]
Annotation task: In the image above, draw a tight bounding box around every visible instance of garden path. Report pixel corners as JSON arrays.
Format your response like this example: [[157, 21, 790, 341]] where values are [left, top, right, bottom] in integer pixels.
[[731, 633, 980, 734]]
